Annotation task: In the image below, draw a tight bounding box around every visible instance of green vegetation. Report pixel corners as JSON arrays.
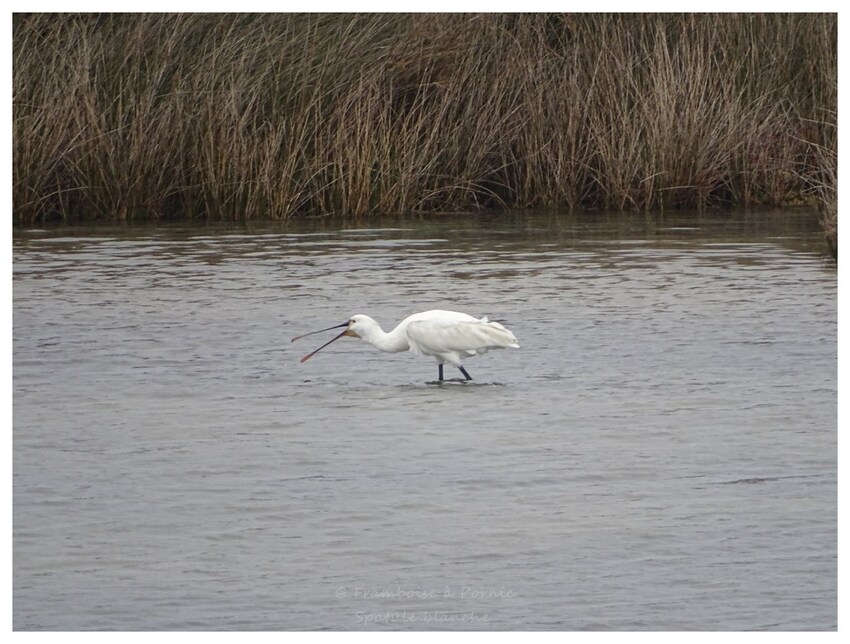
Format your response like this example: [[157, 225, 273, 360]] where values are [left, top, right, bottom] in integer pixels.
[[13, 14, 837, 236]]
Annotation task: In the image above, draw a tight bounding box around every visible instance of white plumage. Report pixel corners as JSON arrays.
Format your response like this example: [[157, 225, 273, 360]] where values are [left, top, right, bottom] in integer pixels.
[[292, 309, 519, 381]]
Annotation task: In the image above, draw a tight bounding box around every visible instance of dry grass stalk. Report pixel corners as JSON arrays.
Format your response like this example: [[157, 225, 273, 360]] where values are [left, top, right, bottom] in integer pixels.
[[12, 13, 836, 229]]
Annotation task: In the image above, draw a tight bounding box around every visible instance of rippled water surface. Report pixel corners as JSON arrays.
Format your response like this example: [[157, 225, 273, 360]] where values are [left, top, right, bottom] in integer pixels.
[[13, 212, 836, 630]]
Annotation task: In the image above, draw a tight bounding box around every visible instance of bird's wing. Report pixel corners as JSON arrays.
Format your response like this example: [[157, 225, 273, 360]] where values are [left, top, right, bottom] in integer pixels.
[[407, 319, 519, 357]]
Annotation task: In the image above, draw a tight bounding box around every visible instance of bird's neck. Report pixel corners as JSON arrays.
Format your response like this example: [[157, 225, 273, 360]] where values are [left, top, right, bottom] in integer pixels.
[[361, 321, 410, 353]]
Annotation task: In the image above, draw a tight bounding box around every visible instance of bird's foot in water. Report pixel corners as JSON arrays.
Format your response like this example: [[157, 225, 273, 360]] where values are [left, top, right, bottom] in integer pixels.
[[437, 364, 472, 382]]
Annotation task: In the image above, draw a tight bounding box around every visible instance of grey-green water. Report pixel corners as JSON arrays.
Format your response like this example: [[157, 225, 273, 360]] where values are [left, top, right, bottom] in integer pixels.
[[13, 211, 836, 630]]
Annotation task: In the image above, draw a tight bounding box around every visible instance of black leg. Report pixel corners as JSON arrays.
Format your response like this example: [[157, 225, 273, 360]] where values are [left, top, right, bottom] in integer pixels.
[[438, 364, 444, 381], [459, 366, 472, 380]]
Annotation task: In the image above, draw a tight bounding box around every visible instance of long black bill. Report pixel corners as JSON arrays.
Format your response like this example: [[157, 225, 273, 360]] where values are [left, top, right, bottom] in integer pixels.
[[291, 321, 349, 343], [291, 321, 350, 363]]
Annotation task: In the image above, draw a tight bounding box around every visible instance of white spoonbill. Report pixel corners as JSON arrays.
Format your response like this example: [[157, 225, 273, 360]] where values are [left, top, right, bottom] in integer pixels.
[[291, 310, 520, 381]]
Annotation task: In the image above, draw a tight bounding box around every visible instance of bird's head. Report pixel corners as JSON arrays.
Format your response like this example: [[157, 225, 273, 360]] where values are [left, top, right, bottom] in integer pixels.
[[347, 314, 382, 339]]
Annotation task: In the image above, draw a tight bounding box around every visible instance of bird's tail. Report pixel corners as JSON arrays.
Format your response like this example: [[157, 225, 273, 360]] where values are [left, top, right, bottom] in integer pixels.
[[481, 318, 520, 348]]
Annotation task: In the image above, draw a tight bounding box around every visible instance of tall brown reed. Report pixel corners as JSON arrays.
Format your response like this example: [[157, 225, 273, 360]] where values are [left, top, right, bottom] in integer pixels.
[[12, 13, 837, 224]]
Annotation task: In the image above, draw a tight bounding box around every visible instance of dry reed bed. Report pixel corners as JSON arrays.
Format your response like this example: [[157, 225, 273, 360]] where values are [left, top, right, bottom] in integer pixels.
[[12, 13, 837, 234]]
